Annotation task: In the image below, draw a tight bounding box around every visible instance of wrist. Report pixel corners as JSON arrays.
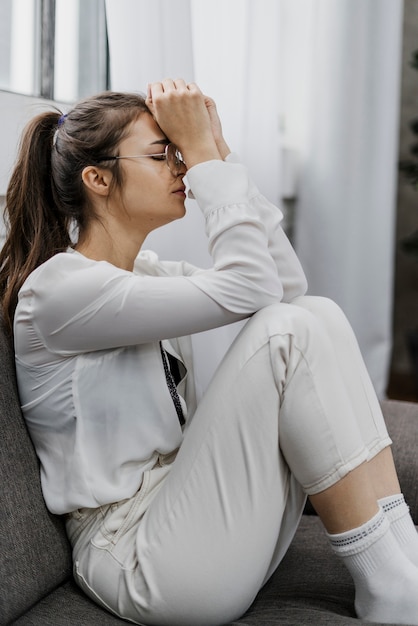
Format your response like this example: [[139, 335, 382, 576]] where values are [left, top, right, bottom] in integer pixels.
[[216, 138, 231, 161], [181, 139, 222, 169]]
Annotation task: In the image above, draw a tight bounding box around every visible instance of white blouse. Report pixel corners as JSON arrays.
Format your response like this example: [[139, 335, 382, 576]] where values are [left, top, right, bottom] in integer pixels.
[[14, 155, 307, 514]]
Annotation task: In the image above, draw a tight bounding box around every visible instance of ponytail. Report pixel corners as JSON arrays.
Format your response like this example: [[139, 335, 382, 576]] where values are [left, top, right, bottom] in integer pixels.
[[0, 112, 71, 334]]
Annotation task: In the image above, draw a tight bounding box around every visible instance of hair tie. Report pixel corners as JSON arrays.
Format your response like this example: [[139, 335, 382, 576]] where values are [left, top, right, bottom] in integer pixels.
[[53, 113, 68, 147], [58, 113, 68, 127]]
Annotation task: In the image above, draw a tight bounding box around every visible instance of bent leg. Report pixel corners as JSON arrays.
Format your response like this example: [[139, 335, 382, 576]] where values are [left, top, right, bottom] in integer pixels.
[[283, 298, 418, 624], [128, 302, 391, 625], [287, 297, 401, 527], [134, 332, 305, 625]]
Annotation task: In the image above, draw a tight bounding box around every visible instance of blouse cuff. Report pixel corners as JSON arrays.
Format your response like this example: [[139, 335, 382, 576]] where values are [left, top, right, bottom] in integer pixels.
[[185, 159, 251, 215], [225, 152, 260, 199]]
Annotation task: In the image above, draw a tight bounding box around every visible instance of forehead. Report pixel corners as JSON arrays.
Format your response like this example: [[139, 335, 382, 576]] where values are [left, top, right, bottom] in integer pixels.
[[123, 112, 166, 148]]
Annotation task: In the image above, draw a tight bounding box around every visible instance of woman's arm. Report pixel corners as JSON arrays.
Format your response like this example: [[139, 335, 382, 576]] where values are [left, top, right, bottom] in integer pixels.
[[225, 154, 307, 302], [19, 160, 284, 356], [201, 91, 307, 301]]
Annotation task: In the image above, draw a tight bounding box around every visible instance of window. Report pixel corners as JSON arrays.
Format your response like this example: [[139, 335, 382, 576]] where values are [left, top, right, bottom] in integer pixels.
[[0, 0, 109, 102], [0, 0, 40, 96]]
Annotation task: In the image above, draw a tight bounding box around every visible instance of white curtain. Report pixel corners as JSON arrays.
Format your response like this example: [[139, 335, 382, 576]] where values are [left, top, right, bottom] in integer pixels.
[[105, 0, 403, 398], [290, 0, 403, 398], [105, 0, 195, 89]]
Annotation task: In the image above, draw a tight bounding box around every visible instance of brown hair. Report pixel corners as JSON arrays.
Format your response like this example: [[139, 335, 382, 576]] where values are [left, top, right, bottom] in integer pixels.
[[0, 91, 149, 334]]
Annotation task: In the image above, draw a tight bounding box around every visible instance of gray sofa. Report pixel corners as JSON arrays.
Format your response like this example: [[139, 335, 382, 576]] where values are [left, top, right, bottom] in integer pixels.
[[1, 314, 417, 626]]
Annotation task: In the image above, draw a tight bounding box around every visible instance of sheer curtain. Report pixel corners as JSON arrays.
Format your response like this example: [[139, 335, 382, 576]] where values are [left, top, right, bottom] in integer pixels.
[[290, 0, 403, 398], [105, 0, 403, 398]]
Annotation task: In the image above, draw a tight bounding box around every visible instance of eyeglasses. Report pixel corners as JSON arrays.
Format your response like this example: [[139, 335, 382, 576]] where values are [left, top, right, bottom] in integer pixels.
[[95, 143, 186, 177]]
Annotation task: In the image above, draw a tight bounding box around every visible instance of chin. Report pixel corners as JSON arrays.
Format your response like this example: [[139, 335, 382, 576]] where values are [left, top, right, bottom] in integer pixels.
[[172, 206, 187, 221]]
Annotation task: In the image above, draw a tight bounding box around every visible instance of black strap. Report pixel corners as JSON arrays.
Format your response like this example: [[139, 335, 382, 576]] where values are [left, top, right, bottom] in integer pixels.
[[160, 342, 185, 426]]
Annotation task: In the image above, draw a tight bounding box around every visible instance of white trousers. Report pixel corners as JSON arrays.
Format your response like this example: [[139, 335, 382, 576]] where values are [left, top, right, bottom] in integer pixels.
[[65, 296, 392, 626]]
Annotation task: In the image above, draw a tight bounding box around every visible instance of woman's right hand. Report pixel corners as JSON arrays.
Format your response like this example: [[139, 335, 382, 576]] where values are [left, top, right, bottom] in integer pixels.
[[146, 79, 221, 169]]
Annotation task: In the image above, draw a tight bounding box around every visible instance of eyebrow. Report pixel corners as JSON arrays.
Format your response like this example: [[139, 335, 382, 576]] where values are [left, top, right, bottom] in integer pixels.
[[150, 138, 169, 146]]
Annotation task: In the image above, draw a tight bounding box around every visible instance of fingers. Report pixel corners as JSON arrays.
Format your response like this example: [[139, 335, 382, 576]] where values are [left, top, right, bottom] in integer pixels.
[[146, 78, 208, 138], [147, 79, 202, 101], [162, 78, 187, 92]]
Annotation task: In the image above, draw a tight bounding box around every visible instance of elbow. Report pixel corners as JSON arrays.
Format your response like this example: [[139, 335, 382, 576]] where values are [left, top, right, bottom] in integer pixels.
[[282, 275, 308, 303], [251, 283, 285, 311]]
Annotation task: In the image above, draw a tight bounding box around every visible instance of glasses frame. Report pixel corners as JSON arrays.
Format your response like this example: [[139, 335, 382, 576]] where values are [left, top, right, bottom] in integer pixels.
[[95, 143, 185, 176]]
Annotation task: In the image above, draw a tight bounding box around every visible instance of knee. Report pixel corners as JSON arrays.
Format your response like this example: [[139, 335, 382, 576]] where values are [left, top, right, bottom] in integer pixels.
[[292, 295, 353, 329], [290, 296, 358, 348], [248, 302, 327, 346], [292, 295, 343, 319], [249, 297, 357, 354]]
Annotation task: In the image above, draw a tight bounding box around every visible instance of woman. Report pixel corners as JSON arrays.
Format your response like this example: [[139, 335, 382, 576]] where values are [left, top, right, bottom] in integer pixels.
[[1, 79, 417, 626]]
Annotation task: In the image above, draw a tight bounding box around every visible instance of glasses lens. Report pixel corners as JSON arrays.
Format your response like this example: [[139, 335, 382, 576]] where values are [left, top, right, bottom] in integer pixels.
[[167, 144, 185, 176]]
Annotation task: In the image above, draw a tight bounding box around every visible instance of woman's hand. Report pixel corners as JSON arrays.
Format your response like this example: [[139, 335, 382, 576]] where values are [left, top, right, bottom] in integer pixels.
[[204, 96, 231, 161], [146, 79, 221, 168]]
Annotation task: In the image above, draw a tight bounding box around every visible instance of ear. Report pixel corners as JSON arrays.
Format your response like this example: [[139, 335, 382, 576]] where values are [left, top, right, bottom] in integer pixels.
[[81, 166, 112, 197]]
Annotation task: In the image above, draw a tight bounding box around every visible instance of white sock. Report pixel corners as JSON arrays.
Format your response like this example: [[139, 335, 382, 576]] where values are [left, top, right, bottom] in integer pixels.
[[327, 507, 418, 624], [379, 493, 418, 567]]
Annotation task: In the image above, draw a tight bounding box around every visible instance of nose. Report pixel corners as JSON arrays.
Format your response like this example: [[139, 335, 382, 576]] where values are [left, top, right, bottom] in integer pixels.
[[172, 162, 187, 177]]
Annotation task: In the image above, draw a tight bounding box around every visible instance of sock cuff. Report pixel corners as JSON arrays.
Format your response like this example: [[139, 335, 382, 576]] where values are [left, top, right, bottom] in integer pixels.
[[327, 507, 389, 556], [328, 509, 401, 578], [378, 493, 409, 522]]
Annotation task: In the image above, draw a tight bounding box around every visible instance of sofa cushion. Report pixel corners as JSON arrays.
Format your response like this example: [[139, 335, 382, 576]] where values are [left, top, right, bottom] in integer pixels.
[[11, 582, 127, 625], [0, 322, 72, 624]]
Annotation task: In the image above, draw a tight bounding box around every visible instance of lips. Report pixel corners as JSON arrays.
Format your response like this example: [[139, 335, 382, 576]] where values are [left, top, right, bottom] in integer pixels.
[[172, 186, 186, 196]]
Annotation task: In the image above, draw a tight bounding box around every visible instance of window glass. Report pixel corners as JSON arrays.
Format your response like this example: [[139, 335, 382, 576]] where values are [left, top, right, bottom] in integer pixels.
[[0, 0, 40, 96]]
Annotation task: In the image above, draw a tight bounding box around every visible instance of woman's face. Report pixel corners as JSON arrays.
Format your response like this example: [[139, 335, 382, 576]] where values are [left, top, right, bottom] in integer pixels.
[[111, 112, 187, 234]]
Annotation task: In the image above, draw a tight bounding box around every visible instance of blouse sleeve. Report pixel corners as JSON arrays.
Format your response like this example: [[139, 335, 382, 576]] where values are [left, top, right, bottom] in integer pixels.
[[224, 153, 307, 302], [19, 160, 287, 356]]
